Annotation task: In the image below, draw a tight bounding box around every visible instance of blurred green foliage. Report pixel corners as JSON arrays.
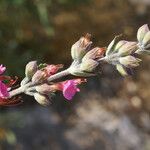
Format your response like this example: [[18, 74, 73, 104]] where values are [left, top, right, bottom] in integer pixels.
[[0, 0, 48, 76], [0, 0, 90, 77]]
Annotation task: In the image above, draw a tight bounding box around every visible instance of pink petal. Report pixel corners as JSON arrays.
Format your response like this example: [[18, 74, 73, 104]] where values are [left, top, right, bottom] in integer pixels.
[[62, 80, 79, 100], [0, 81, 9, 98]]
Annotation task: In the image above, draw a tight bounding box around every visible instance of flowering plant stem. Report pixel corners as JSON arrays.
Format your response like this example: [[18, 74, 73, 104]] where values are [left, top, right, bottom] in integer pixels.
[[0, 24, 149, 106], [9, 69, 70, 98]]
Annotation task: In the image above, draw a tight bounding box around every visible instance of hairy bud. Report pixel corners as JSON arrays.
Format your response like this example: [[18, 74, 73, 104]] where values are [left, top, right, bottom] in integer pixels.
[[119, 56, 141, 68], [78, 47, 104, 73], [136, 24, 150, 55], [25, 61, 38, 79], [80, 59, 98, 72], [69, 47, 105, 76], [35, 84, 55, 94], [106, 36, 138, 57], [68, 66, 95, 77], [137, 24, 149, 43], [32, 70, 47, 84], [43, 64, 63, 76], [71, 33, 92, 61], [114, 40, 128, 51], [82, 47, 104, 62], [34, 93, 50, 106], [118, 42, 138, 56]]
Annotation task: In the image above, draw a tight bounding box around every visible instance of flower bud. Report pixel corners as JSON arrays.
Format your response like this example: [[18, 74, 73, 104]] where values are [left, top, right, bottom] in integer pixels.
[[71, 33, 92, 60], [82, 47, 104, 62], [35, 84, 56, 94], [68, 66, 95, 77], [34, 93, 50, 106], [136, 25, 150, 55], [32, 70, 47, 84], [25, 61, 38, 79], [43, 64, 63, 76], [106, 35, 121, 56], [80, 59, 98, 72], [119, 56, 141, 68], [115, 40, 127, 51], [118, 42, 138, 56], [116, 64, 128, 76], [137, 24, 149, 43], [142, 31, 150, 46]]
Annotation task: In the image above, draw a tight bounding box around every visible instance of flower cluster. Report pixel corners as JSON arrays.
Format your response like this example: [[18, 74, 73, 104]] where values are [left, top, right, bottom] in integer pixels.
[[0, 24, 149, 106], [22, 62, 86, 106], [69, 34, 105, 76], [104, 37, 141, 76]]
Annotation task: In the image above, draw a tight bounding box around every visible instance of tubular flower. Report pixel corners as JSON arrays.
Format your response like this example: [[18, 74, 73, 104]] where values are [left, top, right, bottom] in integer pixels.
[[32, 79, 86, 103], [55, 79, 86, 100], [62, 80, 80, 100]]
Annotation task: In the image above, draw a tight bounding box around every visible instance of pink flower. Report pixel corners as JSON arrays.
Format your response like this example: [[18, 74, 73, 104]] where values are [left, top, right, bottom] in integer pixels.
[[0, 64, 9, 98], [0, 64, 19, 105], [55, 79, 86, 100], [62, 80, 80, 100], [0, 64, 6, 75], [0, 81, 9, 98], [0, 75, 20, 106]]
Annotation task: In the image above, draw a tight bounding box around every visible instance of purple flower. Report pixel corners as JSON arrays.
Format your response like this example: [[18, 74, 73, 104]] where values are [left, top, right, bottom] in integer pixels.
[[0, 64, 6, 75]]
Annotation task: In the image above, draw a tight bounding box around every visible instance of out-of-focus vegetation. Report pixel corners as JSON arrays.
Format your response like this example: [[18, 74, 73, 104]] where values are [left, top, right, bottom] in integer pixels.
[[0, 0, 90, 76], [0, 0, 150, 150]]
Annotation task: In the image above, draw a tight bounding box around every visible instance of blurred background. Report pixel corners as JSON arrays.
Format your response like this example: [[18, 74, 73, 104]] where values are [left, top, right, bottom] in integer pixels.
[[0, 0, 150, 149]]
